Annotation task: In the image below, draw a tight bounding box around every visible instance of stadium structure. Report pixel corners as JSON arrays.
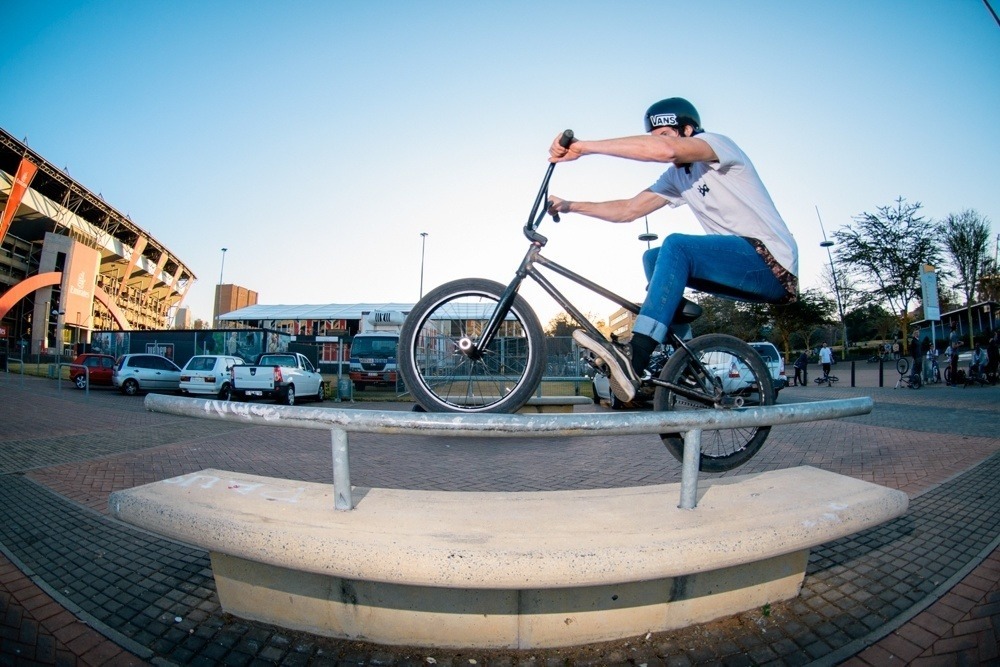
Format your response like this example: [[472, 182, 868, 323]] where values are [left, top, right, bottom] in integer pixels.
[[0, 127, 195, 357]]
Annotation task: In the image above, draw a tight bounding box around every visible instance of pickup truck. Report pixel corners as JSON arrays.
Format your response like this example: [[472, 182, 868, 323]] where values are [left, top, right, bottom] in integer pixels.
[[230, 352, 325, 405]]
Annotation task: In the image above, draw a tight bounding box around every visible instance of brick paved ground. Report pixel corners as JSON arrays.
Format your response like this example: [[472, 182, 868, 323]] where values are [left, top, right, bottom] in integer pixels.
[[0, 369, 997, 665]]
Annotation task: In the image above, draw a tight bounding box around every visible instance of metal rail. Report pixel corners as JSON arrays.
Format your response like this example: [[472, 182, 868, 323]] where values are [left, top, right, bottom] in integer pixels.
[[144, 394, 873, 511]]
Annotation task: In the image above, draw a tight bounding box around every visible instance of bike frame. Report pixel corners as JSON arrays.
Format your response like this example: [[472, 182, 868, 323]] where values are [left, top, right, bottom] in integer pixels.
[[467, 146, 719, 406]]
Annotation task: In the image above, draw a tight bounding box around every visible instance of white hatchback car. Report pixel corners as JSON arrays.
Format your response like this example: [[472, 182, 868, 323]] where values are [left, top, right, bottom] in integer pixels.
[[112, 354, 183, 396], [179, 355, 245, 400]]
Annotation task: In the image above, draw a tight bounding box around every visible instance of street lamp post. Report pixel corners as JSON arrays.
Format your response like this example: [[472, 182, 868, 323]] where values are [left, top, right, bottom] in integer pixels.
[[216, 247, 228, 328], [419, 233, 428, 299], [816, 206, 848, 354], [638, 216, 658, 250]]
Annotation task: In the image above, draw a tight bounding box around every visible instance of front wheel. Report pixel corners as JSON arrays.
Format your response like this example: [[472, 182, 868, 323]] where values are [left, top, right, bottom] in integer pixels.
[[398, 278, 546, 413], [654, 334, 774, 473], [73, 374, 88, 390], [896, 357, 910, 376]]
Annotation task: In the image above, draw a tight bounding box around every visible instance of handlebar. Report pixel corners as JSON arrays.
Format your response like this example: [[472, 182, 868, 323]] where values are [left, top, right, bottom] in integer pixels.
[[549, 130, 575, 223], [524, 129, 574, 243]]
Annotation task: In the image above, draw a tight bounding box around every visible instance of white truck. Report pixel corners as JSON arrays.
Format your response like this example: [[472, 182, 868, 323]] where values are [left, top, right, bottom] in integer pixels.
[[230, 352, 325, 405], [349, 309, 405, 391]]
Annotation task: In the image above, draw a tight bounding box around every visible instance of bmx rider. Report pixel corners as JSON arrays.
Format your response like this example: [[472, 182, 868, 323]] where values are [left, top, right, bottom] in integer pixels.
[[547, 97, 799, 402]]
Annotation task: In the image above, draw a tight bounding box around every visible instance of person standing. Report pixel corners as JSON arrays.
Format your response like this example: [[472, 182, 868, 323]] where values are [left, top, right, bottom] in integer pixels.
[[793, 350, 808, 386], [819, 343, 834, 383], [909, 327, 922, 378], [948, 322, 962, 386]]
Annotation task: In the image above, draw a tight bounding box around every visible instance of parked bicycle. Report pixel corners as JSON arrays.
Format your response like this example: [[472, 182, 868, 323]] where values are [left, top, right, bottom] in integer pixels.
[[398, 131, 774, 472]]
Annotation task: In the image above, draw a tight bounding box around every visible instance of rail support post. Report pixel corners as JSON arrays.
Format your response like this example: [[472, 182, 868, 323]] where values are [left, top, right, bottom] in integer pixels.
[[331, 427, 353, 511], [678, 429, 702, 510]]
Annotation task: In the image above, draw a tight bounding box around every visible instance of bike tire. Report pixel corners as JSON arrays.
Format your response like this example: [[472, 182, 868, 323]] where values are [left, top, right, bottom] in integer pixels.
[[653, 334, 774, 473], [398, 278, 546, 413], [896, 357, 910, 375]]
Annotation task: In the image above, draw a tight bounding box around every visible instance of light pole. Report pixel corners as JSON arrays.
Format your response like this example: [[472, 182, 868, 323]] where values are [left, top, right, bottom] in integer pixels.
[[216, 247, 228, 328], [638, 216, 658, 250], [419, 232, 428, 299], [816, 206, 848, 354]]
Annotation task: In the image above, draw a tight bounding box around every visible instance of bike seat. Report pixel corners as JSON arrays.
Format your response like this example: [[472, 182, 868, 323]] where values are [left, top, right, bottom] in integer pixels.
[[672, 298, 702, 324]]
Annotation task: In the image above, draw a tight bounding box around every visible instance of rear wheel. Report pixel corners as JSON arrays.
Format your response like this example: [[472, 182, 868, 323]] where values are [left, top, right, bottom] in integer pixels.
[[218, 383, 233, 401], [398, 278, 545, 413], [654, 334, 774, 472], [284, 385, 296, 406]]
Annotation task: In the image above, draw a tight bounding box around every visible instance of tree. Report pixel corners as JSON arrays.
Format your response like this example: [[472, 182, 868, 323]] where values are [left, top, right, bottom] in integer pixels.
[[767, 289, 834, 358], [690, 295, 769, 341], [833, 197, 941, 339], [940, 209, 993, 346]]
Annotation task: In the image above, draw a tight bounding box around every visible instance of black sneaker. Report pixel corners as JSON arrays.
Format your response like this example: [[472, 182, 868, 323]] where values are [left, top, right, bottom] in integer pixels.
[[573, 329, 640, 402]]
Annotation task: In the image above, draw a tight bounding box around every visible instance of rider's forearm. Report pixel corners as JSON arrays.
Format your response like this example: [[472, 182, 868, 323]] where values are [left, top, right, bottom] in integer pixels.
[[560, 199, 640, 223], [574, 135, 716, 164], [557, 189, 666, 224]]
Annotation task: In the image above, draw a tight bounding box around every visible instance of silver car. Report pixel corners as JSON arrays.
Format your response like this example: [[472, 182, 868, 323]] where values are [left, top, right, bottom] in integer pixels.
[[113, 354, 182, 396]]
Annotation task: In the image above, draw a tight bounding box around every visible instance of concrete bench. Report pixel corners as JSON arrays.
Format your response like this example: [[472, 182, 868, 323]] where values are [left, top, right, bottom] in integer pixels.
[[110, 465, 907, 650]]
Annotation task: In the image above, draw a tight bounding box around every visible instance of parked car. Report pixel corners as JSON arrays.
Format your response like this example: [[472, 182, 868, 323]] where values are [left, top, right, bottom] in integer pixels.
[[594, 342, 782, 407], [591, 345, 672, 410], [748, 342, 787, 399], [112, 354, 182, 396], [231, 352, 325, 405], [179, 355, 245, 400], [70, 353, 116, 389]]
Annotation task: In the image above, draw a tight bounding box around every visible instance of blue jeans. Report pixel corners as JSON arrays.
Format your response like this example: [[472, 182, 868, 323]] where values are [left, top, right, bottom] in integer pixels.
[[634, 233, 790, 341]]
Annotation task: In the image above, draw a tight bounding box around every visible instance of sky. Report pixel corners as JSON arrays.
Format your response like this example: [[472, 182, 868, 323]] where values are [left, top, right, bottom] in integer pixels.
[[3, 1, 999, 327]]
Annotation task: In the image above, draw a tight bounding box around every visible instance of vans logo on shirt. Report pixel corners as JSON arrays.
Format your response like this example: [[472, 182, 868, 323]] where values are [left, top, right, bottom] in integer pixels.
[[697, 184, 710, 197]]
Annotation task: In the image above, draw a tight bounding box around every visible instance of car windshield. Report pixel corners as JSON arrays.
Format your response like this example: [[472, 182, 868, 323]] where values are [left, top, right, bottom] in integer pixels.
[[185, 357, 217, 371], [352, 336, 398, 357]]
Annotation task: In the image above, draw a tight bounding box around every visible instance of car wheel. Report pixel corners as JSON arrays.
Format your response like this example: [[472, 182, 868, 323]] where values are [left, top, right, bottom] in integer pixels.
[[316, 382, 325, 403], [73, 374, 87, 390], [218, 383, 232, 401], [284, 385, 296, 406], [121, 379, 140, 396]]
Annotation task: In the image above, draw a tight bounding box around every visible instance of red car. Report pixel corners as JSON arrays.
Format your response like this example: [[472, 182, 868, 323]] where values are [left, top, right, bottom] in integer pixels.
[[70, 353, 117, 389]]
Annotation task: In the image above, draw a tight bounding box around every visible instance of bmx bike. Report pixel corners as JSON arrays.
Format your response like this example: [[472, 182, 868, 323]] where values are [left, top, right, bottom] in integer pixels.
[[893, 357, 921, 389], [398, 131, 775, 473], [814, 373, 839, 387]]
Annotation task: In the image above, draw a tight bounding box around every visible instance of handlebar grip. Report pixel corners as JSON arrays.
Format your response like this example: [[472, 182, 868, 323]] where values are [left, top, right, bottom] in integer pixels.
[[559, 129, 574, 148]]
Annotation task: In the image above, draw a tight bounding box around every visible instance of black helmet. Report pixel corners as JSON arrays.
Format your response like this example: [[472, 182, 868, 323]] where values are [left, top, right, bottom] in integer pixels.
[[644, 97, 702, 134]]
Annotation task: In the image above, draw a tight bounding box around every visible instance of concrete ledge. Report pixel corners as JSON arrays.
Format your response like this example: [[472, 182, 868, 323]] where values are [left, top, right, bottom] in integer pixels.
[[110, 466, 906, 648], [520, 396, 592, 413]]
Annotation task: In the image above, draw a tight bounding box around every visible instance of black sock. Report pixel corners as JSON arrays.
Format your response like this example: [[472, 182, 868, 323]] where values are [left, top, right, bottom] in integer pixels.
[[629, 333, 658, 374]]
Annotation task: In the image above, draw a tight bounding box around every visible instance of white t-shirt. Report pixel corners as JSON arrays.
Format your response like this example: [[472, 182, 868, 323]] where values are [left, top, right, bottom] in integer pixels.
[[649, 132, 798, 277], [819, 346, 834, 364]]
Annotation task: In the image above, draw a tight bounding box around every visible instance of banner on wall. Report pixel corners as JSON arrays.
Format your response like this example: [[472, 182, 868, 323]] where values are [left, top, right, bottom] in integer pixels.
[[0, 157, 39, 244], [62, 242, 102, 328]]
